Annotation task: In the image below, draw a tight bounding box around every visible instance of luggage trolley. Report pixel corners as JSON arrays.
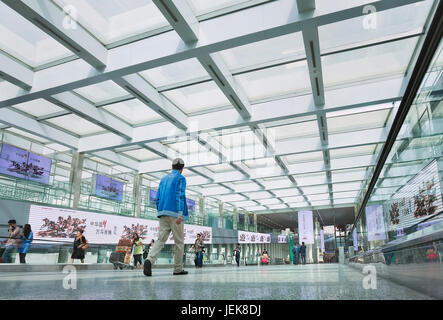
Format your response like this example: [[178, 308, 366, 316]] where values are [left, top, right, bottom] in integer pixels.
[[109, 238, 134, 270]]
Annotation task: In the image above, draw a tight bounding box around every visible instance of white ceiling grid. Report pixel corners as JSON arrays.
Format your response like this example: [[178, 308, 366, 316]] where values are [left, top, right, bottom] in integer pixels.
[[0, 0, 436, 214]]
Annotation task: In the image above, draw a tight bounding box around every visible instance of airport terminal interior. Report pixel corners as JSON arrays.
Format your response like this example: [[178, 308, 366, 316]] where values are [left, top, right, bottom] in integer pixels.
[[0, 0, 442, 300]]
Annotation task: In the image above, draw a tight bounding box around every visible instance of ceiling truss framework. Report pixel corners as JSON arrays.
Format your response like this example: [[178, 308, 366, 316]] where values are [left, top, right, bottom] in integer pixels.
[[0, 0, 436, 214]]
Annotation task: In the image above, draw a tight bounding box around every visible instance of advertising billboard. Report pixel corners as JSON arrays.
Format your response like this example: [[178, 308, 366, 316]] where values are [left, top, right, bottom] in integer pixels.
[[353, 228, 358, 251], [238, 230, 271, 244], [277, 235, 288, 244], [0, 143, 52, 184], [298, 211, 314, 244], [383, 159, 442, 231], [320, 230, 325, 253], [149, 189, 157, 208], [366, 205, 387, 241], [28, 205, 212, 245], [94, 174, 124, 202]]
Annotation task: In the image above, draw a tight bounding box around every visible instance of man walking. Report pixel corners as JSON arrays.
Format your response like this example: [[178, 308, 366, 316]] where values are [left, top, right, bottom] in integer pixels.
[[194, 233, 204, 268], [144, 158, 189, 276], [292, 243, 300, 265], [1, 219, 20, 263], [233, 243, 241, 267], [300, 242, 307, 265]]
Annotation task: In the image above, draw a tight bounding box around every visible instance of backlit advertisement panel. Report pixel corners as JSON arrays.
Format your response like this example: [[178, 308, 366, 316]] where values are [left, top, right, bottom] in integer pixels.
[[0, 143, 52, 184], [298, 211, 314, 244], [28, 205, 211, 245], [238, 230, 271, 244], [95, 174, 124, 202], [366, 205, 387, 241]]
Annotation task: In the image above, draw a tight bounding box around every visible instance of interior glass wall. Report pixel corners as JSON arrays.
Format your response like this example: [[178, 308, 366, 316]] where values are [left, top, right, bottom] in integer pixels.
[[350, 37, 443, 262]]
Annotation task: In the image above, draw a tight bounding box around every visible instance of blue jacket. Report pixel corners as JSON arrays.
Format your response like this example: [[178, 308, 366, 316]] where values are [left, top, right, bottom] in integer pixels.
[[156, 170, 189, 221], [19, 231, 33, 254]]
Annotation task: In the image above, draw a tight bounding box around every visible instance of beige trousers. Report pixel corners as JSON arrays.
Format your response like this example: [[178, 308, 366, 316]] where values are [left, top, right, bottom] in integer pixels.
[[147, 216, 184, 273]]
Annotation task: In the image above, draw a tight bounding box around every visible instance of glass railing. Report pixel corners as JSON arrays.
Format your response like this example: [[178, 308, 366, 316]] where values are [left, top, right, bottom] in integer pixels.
[[348, 13, 443, 279]]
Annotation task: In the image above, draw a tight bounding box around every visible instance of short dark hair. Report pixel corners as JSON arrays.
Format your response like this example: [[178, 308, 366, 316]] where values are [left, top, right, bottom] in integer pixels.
[[302, 242, 305, 245], [172, 163, 184, 170], [172, 158, 185, 170], [78, 229, 84, 234], [8, 219, 16, 224]]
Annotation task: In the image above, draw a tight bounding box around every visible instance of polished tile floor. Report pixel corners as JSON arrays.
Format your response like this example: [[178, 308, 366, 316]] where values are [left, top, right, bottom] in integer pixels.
[[0, 264, 434, 300]]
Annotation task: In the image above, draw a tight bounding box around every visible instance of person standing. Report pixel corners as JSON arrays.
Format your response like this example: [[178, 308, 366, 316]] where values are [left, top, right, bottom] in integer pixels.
[[300, 242, 307, 265], [132, 233, 144, 269], [194, 233, 205, 268], [187, 244, 196, 266], [233, 243, 241, 267], [144, 158, 189, 276], [19, 224, 33, 264], [70, 230, 88, 263], [143, 239, 154, 260], [1, 219, 20, 263], [292, 243, 300, 265]]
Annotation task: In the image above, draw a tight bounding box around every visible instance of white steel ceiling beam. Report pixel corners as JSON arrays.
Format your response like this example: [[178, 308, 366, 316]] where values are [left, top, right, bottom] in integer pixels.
[[153, 0, 199, 43], [47, 92, 133, 140], [138, 127, 388, 173], [1, 0, 107, 68], [78, 77, 403, 153], [0, 51, 33, 90], [0, 0, 421, 108], [0, 108, 78, 149], [114, 74, 189, 131]]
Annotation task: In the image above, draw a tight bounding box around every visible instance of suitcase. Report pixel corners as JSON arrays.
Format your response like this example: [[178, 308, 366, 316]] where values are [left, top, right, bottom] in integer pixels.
[[110, 238, 134, 270]]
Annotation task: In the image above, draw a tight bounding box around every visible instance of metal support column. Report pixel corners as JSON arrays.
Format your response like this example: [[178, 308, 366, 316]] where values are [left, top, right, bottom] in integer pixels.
[[69, 152, 84, 209]]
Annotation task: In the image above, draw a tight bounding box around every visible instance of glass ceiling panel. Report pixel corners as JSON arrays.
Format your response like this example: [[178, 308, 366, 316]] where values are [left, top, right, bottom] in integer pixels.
[[231, 200, 258, 207], [207, 163, 234, 173], [301, 185, 329, 195], [243, 157, 276, 169], [294, 173, 327, 186], [234, 60, 311, 101], [74, 81, 129, 104], [103, 99, 162, 125], [283, 151, 324, 164], [187, 0, 253, 16], [333, 191, 360, 199], [259, 198, 282, 206], [122, 148, 161, 161], [5, 128, 49, 144], [216, 130, 259, 148], [46, 114, 105, 136], [327, 108, 391, 134], [311, 200, 331, 207], [307, 193, 330, 201], [334, 198, 357, 205], [267, 204, 288, 210], [271, 188, 300, 198], [322, 37, 419, 88], [319, 1, 433, 53], [331, 168, 368, 183], [216, 194, 247, 202], [0, 2, 74, 68], [279, 196, 305, 203], [332, 182, 363, 193], [270, 120, 319, 140], [242, 191, 273, 200], [140, 58, 209, 88], [53, 0, 169, 45], [162, 81, 230, 114], [329, 144, 378, 159], [165, 140, 207, 155], [11, 99, 65, 118], [220, 32, 305, 71]]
